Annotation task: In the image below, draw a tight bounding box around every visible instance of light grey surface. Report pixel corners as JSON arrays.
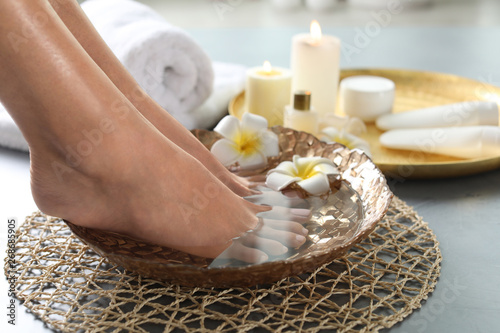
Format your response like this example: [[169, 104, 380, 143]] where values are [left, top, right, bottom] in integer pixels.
[[1, 27, 500, 332]]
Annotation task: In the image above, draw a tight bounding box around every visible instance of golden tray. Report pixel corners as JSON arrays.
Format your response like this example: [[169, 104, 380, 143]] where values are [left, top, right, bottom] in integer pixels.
[[67, 127, 392, 288], [229, 68, 500, 179]]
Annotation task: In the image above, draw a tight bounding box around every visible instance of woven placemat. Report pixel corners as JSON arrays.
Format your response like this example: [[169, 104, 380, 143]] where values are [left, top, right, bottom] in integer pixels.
[[5, 196, 441, 332]]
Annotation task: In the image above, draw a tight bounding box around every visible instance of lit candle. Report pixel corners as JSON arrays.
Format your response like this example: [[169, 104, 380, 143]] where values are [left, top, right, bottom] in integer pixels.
[[291, 20, 341, 117], [246, 61, 292, 127]]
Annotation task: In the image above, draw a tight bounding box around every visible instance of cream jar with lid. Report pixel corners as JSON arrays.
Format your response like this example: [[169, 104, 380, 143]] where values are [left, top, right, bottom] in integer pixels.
[[284, 91, 319, 134], [339, 75, 395, 122]]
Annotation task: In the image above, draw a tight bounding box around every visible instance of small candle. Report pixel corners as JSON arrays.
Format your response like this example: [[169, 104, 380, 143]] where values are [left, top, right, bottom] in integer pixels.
[[291, 20, 341, 117], [246, 61, 292, 127]]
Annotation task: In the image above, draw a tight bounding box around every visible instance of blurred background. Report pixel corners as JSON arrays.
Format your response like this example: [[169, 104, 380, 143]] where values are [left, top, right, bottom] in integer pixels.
[[139, 0, 500, 28], [124, 0, 500, 79]]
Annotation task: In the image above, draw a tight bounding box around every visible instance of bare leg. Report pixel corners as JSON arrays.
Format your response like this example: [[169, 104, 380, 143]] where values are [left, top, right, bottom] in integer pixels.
[[47, 0, 253, 197], [0, 0, 307, 261]]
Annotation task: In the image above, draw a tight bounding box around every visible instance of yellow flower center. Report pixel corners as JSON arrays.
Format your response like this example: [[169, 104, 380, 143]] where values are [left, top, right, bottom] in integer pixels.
[[293, 164, 318, 180], [334, 135, 355, 150], [234, 130, 261, 156]]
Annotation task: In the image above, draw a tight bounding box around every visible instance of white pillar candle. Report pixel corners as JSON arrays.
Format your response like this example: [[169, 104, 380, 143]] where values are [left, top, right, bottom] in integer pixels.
[[246, 61, 292, 127], [291, 20, 341, 117]]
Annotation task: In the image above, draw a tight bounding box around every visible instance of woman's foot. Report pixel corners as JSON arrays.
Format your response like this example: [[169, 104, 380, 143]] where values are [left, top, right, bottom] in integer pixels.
[[0, 0, 307, 262], [47, 0, 254, 197], [29, 113, 307, 261]]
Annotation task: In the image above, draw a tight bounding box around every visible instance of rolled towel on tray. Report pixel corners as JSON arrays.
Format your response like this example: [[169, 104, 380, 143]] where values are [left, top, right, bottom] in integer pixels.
[[80, 0, 214, 119]]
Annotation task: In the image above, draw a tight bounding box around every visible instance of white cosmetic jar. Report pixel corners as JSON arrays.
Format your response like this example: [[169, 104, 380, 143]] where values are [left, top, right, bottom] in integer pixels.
[[339, 75, 395, 122]]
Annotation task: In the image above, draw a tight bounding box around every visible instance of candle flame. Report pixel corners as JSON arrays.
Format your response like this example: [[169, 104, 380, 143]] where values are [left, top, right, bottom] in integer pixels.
[[263, 61, 272, 73], [310, 20, 322, 43]]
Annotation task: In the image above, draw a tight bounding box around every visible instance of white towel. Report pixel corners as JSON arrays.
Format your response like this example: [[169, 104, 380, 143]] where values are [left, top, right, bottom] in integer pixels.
[[80, 0, 214, 118], [0, 111, 29, 152], [178, 62, 246, 130]]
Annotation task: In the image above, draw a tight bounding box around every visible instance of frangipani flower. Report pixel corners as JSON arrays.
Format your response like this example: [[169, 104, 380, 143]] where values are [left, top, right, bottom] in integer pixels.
[[266, 155, 339, 196], [321, 114, 367, 137], [211, 113, 279, 170], [321, 127, 372, 157], [319, 114, 371, 155]]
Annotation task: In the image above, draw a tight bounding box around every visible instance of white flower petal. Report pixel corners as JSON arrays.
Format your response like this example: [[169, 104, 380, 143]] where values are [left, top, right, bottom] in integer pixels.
[[345, 134, 362, 146], [292, 155, 319, 169], [266, 155, 339, 196], [297, 173, 331, 195], [320, 115, 366, 137], [266, 172, 302, 191], [313, 162, 339, 175], [349, 137, 372, 156], [259, 131, 279, 157], [213, 115, 241, 140], [271, 161, 296, 174], [320, 114, 349, 131], [345, 117, 367, 137], [321, 128, 371, 153], [321, 127, 340, 140], [294, 155, 332, 176], [241, 112, 268, 132], [210, 139, 241, 167], [238, 150, 268, 170]]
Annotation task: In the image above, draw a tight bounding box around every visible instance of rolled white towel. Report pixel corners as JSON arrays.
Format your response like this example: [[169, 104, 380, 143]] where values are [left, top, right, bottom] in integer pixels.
[[179, 62, 246, 130], [81, 0, 214, 119]]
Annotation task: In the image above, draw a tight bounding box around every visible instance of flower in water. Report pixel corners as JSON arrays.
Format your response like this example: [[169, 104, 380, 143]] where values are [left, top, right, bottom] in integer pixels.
[[321, 127, 372, 157], [266, 155, 339, 196], [321, 113, 366, 136], [319, 114, 371, 156], [211, 113, 279, 170]]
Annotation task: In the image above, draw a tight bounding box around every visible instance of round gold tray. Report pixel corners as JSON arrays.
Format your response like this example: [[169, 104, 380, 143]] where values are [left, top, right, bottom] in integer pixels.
[[229, 68, 500, 179], [67, 127, 392, 288]]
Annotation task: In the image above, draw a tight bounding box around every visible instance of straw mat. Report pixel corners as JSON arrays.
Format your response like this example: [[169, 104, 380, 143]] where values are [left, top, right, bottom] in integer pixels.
[[5, 196, 441, 332]]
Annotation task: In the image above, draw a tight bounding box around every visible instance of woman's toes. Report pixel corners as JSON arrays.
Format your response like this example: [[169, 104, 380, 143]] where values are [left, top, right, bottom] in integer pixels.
[[240, 233, 289, 256], [233, 174, 250, 187], [258, 207, 311, 223], [262, 219, 308, 234], [217, 240, 269, 264], [238, 174, 267, 184], [255, 225, 307, 248], [244, 190, 308, 208]]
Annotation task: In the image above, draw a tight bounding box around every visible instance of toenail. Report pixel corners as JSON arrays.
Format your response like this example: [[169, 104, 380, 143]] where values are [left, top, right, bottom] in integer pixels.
[[280, 245, 288, 254], [301, 227, 309, 235], [291, 208, 310, 217], [296, 235, 306, 243]]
